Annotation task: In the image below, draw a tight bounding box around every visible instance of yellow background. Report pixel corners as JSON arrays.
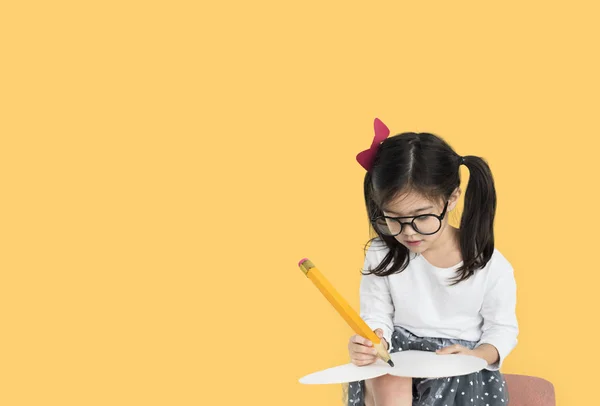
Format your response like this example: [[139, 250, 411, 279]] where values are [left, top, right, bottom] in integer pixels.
[[1, 1, 598, 405]]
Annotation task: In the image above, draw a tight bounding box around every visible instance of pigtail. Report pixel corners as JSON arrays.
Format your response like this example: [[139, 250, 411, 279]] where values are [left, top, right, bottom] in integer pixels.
[[453, 155, 497, 284]]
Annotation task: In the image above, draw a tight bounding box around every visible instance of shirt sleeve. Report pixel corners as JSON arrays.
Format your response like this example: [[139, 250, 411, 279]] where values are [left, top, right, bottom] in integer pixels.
[[476, 259, 519, 371], [359, 243, 395, 352]]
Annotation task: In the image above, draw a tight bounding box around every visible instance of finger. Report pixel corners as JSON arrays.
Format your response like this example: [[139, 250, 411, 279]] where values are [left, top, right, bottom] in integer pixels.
[[351, 352, 377, 362], [351, 334, 372, 347], [350, 342, 377, 354], [436, 346, 458, 354], [437, 344, 465, 354], [352, 358, 376, 366], [352, 344, 379, 355]]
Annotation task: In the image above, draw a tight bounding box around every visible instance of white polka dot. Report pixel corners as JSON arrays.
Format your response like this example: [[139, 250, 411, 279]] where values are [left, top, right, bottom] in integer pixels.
[[501, 400, 504, 403], [451, 389, 454, 392], [485, 393, 489, 396], [462, 392, 465, 395], [470, 381, 473, 385], [471, 399, 473, 402]]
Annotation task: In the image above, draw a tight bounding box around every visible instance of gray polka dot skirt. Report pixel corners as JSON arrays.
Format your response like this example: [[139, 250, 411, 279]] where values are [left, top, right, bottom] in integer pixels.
[[344, 325, 509, 406]]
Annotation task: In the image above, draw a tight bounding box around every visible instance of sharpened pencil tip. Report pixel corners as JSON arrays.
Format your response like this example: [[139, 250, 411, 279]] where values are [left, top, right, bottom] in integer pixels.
[[387, 359, 394, 367]]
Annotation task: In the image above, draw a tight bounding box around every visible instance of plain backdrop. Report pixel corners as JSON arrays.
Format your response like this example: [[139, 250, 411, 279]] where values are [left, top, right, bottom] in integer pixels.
[[1, 1, 598, 405]]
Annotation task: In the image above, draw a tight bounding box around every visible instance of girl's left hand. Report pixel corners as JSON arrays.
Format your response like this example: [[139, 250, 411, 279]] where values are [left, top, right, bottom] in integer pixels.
[[436, 344, 478, 358], [437, 343, 499, 366]]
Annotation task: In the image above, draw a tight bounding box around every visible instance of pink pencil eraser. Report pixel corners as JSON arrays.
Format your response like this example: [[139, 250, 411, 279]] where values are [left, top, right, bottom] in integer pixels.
[[298, 258, 309, 267]]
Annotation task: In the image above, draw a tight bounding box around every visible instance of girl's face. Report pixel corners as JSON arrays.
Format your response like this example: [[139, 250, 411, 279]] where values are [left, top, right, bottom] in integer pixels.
[[381, 189, 460, 253]]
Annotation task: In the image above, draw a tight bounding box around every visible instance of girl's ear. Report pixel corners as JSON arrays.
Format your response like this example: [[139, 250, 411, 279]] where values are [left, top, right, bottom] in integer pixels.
[[449, 187, 461, 211]]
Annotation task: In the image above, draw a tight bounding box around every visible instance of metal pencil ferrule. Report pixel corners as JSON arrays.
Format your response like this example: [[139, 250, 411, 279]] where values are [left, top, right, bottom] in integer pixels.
[[299, 259, 315, 275]]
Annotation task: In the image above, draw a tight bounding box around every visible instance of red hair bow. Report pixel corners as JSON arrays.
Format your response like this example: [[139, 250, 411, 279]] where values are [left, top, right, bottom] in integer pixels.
[[356, 118, 390, 171]]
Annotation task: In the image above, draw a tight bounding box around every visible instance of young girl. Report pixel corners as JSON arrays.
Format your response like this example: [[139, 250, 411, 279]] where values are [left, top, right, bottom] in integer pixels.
[[343, 118, 518, 406]]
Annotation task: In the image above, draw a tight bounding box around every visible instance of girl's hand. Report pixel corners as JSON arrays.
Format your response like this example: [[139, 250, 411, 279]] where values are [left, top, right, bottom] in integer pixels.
[[348, 328, 388, 366], [436, 343, 499, 365], [436, 344, 477, 358]]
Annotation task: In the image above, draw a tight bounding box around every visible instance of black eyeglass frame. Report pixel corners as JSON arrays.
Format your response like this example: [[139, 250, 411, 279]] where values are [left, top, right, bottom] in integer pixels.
[[370, 201, 449, 236]]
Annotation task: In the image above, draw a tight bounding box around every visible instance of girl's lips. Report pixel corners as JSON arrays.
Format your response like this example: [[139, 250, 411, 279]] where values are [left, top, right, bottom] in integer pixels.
[[406, 240, 422, 245]]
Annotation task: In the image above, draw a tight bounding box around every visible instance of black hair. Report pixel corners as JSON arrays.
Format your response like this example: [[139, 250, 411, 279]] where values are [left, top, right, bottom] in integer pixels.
[[361, 132, 497, 285]]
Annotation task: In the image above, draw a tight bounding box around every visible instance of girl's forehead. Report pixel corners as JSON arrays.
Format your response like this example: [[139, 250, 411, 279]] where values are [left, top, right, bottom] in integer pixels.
[[384, 192, 438, 212]]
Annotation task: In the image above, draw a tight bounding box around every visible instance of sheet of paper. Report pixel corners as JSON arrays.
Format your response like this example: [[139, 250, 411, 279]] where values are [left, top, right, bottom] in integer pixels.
[[299, 350, 487, 384], [299, 360, 390, 385]]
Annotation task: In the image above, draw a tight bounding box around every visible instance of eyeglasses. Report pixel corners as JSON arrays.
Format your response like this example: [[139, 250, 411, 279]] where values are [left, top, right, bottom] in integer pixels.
[[371, 201, 449, 236]]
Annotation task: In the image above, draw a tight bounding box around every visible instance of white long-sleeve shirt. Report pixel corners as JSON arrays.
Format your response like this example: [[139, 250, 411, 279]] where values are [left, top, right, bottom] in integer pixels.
[[360, 238, 518, 371]]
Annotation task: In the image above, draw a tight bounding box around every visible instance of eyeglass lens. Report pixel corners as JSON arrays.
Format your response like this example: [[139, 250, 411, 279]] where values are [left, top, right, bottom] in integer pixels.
[[373, 215, 441, 235]]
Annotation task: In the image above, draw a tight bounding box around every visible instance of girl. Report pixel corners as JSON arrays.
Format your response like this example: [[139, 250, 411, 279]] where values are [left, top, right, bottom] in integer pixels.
[[343, 118, 518, 406]]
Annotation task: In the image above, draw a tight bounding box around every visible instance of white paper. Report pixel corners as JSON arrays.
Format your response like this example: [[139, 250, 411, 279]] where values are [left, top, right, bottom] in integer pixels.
[[299, 350, 487, 384]]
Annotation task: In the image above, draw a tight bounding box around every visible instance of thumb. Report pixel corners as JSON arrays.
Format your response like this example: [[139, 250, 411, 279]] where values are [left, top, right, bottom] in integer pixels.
[[374, 328, 383, 338]]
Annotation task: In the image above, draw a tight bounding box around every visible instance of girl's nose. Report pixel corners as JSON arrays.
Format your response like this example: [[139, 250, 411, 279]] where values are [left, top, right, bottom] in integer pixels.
[[402, 223, 418, 235]]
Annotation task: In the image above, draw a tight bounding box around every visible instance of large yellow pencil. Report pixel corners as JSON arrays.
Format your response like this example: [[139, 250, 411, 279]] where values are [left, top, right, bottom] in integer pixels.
[[297, 258, 394, 367]]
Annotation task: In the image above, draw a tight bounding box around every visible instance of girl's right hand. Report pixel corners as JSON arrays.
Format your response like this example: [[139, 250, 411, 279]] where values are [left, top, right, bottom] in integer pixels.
[[348, 328, 388, 366]]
